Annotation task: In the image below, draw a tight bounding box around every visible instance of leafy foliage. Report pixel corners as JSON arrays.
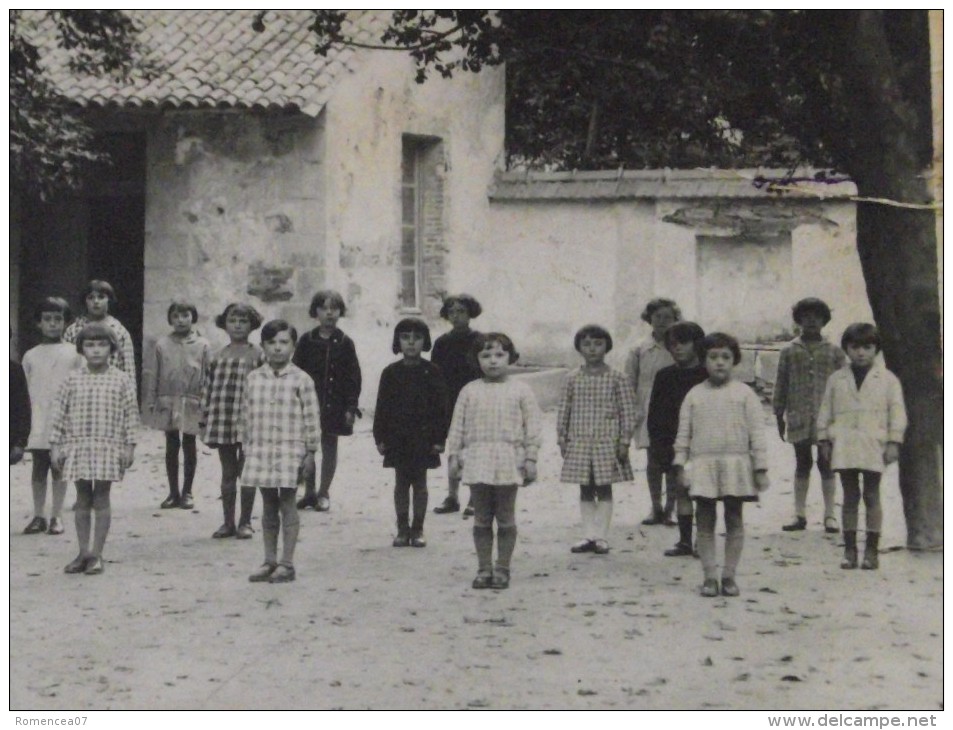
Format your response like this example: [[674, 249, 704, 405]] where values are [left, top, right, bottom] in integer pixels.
[[10, 10, 155, 198]]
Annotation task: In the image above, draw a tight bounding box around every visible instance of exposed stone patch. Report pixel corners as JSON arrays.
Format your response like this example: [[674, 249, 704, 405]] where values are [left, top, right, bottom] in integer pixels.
[[247, 262, 295, 302]]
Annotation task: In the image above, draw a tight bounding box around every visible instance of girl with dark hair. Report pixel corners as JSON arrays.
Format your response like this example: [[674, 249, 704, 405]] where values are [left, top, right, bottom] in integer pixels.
[[201, 303, 264, 539], [373, 318, 449, 547], [63, 280, 136, 383], [674, 332, 770, 598], [143, 300, 211, 510]]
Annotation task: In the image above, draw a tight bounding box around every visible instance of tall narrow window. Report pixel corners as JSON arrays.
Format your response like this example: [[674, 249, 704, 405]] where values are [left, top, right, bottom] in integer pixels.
[[400, 140, 423, 309]]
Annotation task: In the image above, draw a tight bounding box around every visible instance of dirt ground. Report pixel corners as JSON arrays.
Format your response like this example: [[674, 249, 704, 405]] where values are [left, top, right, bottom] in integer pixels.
[[8, 407, 943, 711]]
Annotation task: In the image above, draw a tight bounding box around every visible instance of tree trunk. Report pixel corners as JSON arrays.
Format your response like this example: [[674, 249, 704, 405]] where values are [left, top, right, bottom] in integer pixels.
[[840, 11, 942, 549]]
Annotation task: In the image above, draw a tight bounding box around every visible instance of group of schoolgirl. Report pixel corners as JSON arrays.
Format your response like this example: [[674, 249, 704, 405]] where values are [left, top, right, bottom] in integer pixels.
[[14, 279, 906, 595]]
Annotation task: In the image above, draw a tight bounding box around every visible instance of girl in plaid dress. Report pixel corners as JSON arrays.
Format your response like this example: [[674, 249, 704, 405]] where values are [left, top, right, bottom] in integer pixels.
[[674, 333, 770, 598], [143, 301, 211, 511], [448, 333, 542, 590], [63, 280, 136, 385], [200, 303, 264, 540], [242, 321, 321, 584], [50, 323, 140, 576], [557, 325, 636, 555]]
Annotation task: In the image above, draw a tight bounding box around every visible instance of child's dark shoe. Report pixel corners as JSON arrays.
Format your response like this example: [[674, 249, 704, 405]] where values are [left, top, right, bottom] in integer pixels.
[[462, 504, 475, 519], [212, 524, 237, 539], [641, 510, 665, 526], [664, 541, 694, 557], [296, 493, 317, 510], [824, 516, 840, 534], [315, 496, 330, 512], [663, 511, 677, 527], [782, 516, 807, 532], [23, 516, 47, 534], [433, 497, 460, 514], [249, 563, 277, 582], [490, 571, 510, 590], [720, 577, 740, 597], [592, 539, 610, 555], [861, 553, 879, 570], [269, 565, 296, 583], [392, 532, 410, 547], [64, 555, 89, 574], [700, 578, 720, 597], [472, 573, 493, 589], [841, 549, 859, 569], [46, 517, 65, 535], [236, 524, 255, 540], [160, 495, 180, 509], [410, 532, 427, 548], [179, 493, 194, 510], [570, 539, 595, 553], [84, 557, 104, 575]]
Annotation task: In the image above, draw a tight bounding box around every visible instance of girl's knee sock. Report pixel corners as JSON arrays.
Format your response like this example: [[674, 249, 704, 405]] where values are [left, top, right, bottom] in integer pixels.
[[51, 478, 67, 520], [696, 528, 717, 580], [646, 464, 664, 512], [495, 525, 517, 573], [722, 529, 744, 580], [594, 500, 613, 541], [74, 506, 92, 555], [238, 487, 256, 527], [221, 485, 237, 527], [793, 475, 810, 518], [91, 506, 111, 557], [411, 484, 428, 533], [182, 436, 197, 496], [261, 511, 280, 565], [579, 499, 597, 540], [394, 484, 410, 531], [473, 526, 494, 574], [165, 443, 180, 498], [278, 501, 299, 568], [821, 476, 837, 519], [31, 479, 48, 518], [677, 514, 694, 546]]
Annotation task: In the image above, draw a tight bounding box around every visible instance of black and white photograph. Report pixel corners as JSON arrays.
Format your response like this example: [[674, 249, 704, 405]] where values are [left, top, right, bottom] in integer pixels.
[[8, 9, 943, 715]]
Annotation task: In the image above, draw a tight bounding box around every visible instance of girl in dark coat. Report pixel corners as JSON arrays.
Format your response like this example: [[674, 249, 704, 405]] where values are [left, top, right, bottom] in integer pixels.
[[430, 294, 483, 517], [374, 318, 449, 548], [292, 291, 362, 512]]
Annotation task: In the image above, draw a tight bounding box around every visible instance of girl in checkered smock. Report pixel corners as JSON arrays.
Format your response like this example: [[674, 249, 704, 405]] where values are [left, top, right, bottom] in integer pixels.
[[200, 303, 264, 540], [557, 325, 636, 556], [447, 333, 542, 590], [49, 323, 140, 577], [673, 333, 770, 599], [241, 321, 321, 584]]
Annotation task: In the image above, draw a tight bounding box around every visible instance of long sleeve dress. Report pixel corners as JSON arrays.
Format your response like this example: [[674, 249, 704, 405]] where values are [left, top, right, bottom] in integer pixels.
[[772, 337, 845, 444], [22, 342, 84, 450], [557, 367, 636, 484], [673, 380, 768, 501], [200, 343, 264, 447], [48, 365, 140, 483], [447, 379, 542, 487], [816, 364, 907, 473], [431, 328, 482, 423], [142, 331, 211, 434], [292, 327, 362, 436], [373, 360, 449, 470], [646, 363, 709, 471]]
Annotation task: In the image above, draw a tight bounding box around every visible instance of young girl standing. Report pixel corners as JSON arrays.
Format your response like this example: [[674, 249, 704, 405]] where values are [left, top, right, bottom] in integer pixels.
[[773, 298, 846, 533], [242, 320, 321, 584], [49, 323, 140, 575], [201, 303, 264, 539], [374, 318, 449, 547], [817, 323, 906, 570], [557, 325, 636, 555], [63, 280, 136, 384], [448, 333, 542, 590], [143, 301, 211, 510], [674, 333, 769, 597], [292, 290, 362, 513], [626, 297, 680, 525], [21, 297, 83, 535], [431, 294, 484, 518], [647, 322, 709, 557]]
